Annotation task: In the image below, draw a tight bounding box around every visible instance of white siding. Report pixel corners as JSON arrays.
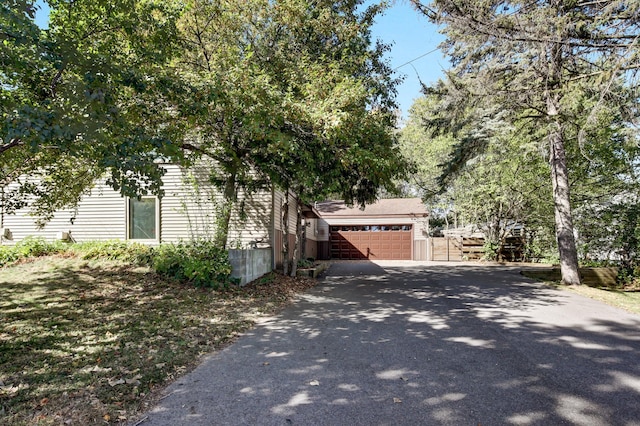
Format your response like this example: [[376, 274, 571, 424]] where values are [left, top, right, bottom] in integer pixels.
[[2, 181, 126, 243], [160, 164, 219, 242], [227, 189, 273, 248], [316, 218, 330, 242], [273, 189, 298, 234], [2, 164, 274, 247], [305, 217, 319, 242]]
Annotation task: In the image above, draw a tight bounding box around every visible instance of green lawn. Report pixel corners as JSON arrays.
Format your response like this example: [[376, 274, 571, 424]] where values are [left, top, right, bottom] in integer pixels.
[[0, 256, 315, 425], [521, 268, 640, 316], [561, 285, 640, 316]]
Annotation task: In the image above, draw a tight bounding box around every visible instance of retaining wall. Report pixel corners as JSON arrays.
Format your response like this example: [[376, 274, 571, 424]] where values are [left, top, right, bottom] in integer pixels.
[[228, 248, 273, 286]]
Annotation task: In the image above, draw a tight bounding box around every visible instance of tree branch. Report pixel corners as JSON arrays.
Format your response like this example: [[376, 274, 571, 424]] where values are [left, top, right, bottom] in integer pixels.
[[0, 138, 24, 155]]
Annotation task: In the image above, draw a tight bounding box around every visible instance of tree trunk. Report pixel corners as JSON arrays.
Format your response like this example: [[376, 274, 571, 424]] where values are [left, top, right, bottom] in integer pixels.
[[546, 38, 581, 285], [549, 120, 581, 285], [215, 171, 236, 249], [291, 199, 303, 277]]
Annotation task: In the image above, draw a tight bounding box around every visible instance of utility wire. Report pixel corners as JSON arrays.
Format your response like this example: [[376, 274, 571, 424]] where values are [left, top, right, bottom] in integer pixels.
[[393, 47, 440, 71]]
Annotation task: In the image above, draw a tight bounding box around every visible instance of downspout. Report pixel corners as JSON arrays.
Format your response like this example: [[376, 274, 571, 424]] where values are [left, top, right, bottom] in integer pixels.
[[271, 185, 276, 271]]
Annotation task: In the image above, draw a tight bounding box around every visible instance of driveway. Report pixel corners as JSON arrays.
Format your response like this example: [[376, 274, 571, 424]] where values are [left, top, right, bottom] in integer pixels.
[[138, 261, 640, 425]]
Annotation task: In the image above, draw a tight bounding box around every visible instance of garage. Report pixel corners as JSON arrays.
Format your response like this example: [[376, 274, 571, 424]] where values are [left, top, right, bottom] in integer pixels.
[[329, 224, 413, 260], [312, 198, 429, 261]]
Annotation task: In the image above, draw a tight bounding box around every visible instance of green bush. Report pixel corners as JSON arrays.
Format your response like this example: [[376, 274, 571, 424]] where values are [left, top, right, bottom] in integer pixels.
[[0, 237, 68, 267], [297, 258, 314, 268], [16, 237, 67, 257], [153, 240, 233, 289], [72, 240, 154, 265], [0, 246, 20, 267]]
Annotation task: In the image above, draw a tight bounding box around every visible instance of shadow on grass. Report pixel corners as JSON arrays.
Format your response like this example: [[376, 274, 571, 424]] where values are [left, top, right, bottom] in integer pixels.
[[0, 257, 302, 425]]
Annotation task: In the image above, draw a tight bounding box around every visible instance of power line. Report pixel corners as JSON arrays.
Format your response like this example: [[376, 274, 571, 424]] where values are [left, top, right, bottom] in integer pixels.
[[393, 47, 440, 71]]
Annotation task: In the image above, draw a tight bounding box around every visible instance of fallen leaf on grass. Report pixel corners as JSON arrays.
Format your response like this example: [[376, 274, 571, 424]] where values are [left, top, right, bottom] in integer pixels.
[[126, 375, 142, 385]]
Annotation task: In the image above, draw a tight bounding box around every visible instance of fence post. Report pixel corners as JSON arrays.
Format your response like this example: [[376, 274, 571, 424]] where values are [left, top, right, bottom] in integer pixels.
[[446, 237, 450, 261]]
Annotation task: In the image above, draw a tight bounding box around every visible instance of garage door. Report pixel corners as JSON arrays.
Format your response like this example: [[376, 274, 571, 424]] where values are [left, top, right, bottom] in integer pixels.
[[330, 225, 412, 260]]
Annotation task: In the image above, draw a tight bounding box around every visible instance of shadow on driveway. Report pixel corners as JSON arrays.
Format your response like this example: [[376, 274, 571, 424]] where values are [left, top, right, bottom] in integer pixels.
[[139, 261, 640, 426]]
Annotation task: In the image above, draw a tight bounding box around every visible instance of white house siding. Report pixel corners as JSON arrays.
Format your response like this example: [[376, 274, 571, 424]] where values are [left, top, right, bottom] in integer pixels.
[[160, 164, 213, 243], [160, 164, 274, 247], [272, 189, 299, 235], [226, 189, 273, 249], [2, 181, 126, 243], [2, 164, 275, 247]]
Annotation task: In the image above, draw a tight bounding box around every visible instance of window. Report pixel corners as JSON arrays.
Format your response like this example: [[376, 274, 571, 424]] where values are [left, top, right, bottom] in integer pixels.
[[128, 197, 158, 240]]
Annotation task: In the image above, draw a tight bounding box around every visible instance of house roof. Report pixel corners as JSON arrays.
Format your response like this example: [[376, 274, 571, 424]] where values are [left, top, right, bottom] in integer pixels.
[[315, 198, 428, 218]]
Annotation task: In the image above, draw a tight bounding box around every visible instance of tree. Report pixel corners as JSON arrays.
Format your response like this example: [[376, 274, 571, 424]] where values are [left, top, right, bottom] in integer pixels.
[[1, 0, 186, 222], [175, 0, 406, 261], [411, 0, 640, 284], [400, 92, 555, 260]]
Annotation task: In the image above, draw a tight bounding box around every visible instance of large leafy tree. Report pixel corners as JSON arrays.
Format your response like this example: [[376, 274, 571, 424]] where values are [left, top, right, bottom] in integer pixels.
[[400, 91, 555, 260], [175, 0, 405, 257], [1, 0, 186, 224], [411, 0, 640, 284], [3, 0, 405, 258]]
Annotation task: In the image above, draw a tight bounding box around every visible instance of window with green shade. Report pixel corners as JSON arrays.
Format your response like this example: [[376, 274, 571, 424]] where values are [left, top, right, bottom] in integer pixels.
[[128, 198, 157, 240]]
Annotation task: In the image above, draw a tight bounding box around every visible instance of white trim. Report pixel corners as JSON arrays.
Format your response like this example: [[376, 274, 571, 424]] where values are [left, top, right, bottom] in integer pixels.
[[126, 196, 160, 243]]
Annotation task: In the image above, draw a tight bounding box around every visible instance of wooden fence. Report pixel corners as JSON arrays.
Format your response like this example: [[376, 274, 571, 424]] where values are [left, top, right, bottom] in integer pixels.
[[428, 236, 524, 261]]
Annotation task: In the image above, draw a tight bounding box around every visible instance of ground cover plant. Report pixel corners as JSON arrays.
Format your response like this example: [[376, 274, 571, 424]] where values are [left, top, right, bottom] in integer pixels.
[[0, 254, 316, 425]]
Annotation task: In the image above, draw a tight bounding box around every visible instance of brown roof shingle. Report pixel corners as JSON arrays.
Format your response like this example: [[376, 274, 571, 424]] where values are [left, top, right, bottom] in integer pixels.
[[315, 198, 428, 217]]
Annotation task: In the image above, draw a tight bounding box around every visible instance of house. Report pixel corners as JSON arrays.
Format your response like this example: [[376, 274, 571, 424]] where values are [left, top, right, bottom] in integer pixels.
[[0, 163, 306, 282], [1, 168, 433, 280], [306, 198, 430, 261]]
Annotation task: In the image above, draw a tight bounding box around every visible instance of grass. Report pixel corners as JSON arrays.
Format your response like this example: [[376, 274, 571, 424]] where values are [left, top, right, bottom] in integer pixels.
[[561, 285, 640, 316], [521, 268, 640, 316], [0, 256, 316, 425]]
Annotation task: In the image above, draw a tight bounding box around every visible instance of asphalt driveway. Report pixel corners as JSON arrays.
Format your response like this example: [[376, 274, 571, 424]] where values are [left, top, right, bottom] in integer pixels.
[[137, 261, 640, 425]]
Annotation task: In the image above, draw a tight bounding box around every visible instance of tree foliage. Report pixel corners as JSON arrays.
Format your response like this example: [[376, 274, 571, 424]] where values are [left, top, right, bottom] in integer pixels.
[[400, 91, 556, 260], [1, 0, 186, 223], [174, 0, 406, 258], [411, 0, 640, 284], [2, 0, 406, 261]]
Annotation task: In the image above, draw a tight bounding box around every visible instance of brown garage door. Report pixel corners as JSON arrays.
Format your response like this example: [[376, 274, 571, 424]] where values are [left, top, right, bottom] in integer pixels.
[[330, 225, 412, 260]]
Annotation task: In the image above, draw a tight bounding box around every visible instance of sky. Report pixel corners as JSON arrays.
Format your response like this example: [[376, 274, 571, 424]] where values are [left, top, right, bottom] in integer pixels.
[[34, 0, 447, 121], [369, 1, 448, 121]]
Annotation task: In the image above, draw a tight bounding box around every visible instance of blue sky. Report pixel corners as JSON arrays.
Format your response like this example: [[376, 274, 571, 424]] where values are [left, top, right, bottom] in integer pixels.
[[370, 1, 447, 121], [34, 0, 446, 120]]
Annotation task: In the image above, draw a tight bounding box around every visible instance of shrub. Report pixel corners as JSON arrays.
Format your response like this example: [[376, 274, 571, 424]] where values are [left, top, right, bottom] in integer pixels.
[[0, 246, 20, 267], [297, 258, 314, 268], [72, 240, 154, 265], [0, 237, 68, 267], [16, 237, 67, 257], [153, 240, 233, 289]]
